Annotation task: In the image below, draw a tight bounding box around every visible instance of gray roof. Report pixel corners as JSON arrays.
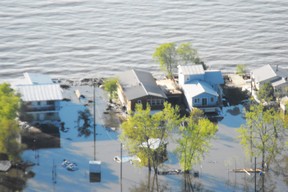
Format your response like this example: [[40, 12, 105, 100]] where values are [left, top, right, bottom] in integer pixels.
[[251, 65, 288, 82], [118, 70, 167, 100], [178, 65, 204, 75], [0, 160, 11, 172], [183, 80, 218, 98], [274, 66, 288, 78], [272, 78, 288, 87], [204, 70, 224, 84], [16, 84, 63, 102]]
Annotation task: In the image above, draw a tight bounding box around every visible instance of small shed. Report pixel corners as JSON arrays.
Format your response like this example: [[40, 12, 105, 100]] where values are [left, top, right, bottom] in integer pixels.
[[0, 153, 11, 172], [89, 160, 101, 182]]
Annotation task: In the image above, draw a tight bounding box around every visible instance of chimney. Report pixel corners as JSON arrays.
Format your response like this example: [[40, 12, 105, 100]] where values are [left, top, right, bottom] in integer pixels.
[[276, 64, 278, 71]]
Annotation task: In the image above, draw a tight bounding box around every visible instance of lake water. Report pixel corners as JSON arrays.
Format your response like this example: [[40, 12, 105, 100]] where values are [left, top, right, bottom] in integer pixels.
[[1, 0, 288, 81]]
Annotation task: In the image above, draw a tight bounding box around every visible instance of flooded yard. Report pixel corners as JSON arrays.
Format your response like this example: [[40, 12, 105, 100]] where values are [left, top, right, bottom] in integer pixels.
[[16, 86, 287, 192]]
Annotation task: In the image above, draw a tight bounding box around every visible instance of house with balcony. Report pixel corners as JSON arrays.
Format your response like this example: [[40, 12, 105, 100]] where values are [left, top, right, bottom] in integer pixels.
[[178, 65, 224, 113], [117, 69, 167, 111], [13, 73, 63, 122]]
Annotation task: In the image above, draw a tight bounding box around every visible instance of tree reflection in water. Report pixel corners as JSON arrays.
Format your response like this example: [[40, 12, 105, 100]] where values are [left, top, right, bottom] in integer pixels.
[[76, 109, 92, 137], [129, 172, 169, 192], [129, 172, 206, 192]]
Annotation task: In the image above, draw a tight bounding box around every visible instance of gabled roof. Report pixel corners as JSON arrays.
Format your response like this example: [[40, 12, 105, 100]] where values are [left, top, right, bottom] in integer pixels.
[[182, 80, 218, 98], [118, 69, 167, 100], [16, 84, 63, 101], [251, 64, 278, 83], [178, 65, 204, 75], [204, 70, 224, 84]]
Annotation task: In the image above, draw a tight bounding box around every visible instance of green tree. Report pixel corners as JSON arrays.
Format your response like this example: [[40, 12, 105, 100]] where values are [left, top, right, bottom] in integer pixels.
[[0, 83, 20, 119], [153, 43, 177, 79], [176, 42, 201, 66], [120, 102, 180, 173], [0, 83, 24, 160], [238, 104, 287, 169], [103, 78, 118, 102], [257, 82, 274, 102], [153, 42, 205, 78], [0, 119, 24, 160], [236, 64, 246, 77], [176, 109, 217, 191], [176, 109, 217, 171]]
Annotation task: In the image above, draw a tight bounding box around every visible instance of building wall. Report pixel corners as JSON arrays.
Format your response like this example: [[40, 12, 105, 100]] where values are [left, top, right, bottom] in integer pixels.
[[22, 100, 61, 122], [274, 83, 288, 97], [183, 87, 218, 111], [129, 96, 166, 111], [192, 93, 218, 108], [25, 100, 58, 112], [178, 73, 204, 86], [253, 76, 279, 90]]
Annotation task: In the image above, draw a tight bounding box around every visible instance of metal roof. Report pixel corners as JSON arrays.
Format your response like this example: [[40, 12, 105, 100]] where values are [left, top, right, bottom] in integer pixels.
[[251, 64, 278, 83], [16, 84, 63, 101], [183, 80, 218, 98], [178, 65, 204, 75], [118, 69, 167, 100], [204, 70, 224, 84]]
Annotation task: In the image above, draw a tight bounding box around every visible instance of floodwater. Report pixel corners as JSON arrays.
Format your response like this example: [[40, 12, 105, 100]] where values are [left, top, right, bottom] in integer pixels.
[[1, 0, 288, 81]]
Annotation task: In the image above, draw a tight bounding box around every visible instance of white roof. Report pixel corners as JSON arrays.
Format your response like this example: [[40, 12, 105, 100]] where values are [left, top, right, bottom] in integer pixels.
[[89, 160, 101, 173], [140, 138, 164, 150], [178, 65, 204, 75], [183, 80, 218, 98], [0, 160, 11, 172], [16, 84, 63, 101]]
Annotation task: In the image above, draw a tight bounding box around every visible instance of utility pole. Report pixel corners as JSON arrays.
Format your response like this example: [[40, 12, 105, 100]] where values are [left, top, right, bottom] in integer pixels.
[[93, 81, 96, 160], [255, 157, 257, 192], [120, 143, 123, 192]]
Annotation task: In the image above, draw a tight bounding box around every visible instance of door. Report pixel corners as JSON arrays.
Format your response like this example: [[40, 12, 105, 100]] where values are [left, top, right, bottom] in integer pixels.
[[202, 98, 207, 106]]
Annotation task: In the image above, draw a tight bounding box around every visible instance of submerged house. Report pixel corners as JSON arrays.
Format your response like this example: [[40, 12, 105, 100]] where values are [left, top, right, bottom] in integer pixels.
[[13, 73, 63, 122], [178, 65, 224, 113], [117, 69, 167, 111], [251, 64, 288, 97]]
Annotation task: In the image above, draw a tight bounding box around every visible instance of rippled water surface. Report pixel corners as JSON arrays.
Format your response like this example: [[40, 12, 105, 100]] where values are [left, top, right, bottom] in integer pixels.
[[1, 0, 288, 80]]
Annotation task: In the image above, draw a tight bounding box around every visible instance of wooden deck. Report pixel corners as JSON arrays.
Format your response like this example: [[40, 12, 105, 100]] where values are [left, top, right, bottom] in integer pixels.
[[233, 168, 263, 174]]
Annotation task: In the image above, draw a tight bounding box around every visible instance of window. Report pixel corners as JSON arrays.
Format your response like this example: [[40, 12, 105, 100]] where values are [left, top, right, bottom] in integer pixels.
[[194, 98, 200, 103], [137, 100, 142, 104], [37, 101, 41, 106], [210, 97, 214, 103], [47, 101, 54, 105], [47, 113, 54, 117]]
